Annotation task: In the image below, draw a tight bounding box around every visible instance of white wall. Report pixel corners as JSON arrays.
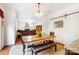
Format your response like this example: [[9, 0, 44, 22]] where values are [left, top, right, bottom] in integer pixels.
[[5, 7, 16, 45], [0, 4, 6, 49], [39, 17, 49, 34], [17, 19, 36, 30], [47, 4, 79, 44]]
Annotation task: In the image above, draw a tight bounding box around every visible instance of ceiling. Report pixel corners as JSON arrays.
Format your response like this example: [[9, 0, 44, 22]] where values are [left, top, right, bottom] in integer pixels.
[[3, 3, 75, 19]]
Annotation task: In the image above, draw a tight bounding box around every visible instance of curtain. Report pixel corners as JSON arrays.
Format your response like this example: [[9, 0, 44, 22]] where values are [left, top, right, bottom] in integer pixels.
[[0, 9, 4, 18]]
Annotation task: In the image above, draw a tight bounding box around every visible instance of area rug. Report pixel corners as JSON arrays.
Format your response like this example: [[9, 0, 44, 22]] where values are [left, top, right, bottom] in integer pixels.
[[9, 44, 23, 55]]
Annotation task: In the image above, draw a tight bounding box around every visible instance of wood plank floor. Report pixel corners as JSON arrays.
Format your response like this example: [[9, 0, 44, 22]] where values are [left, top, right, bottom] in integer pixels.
[[0, 46, 11, 55]]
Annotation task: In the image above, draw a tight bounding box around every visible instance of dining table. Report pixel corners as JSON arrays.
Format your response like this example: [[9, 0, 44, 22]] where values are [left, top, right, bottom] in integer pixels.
[[21, 35, 56, 55]]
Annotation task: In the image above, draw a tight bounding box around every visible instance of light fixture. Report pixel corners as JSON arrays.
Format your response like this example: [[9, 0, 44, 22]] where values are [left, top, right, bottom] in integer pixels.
[[35, 3, 43, 17]]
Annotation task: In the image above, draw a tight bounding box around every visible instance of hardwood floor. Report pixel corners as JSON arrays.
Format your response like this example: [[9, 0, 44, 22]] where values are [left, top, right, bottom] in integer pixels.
[[0, 46, 11, 55]]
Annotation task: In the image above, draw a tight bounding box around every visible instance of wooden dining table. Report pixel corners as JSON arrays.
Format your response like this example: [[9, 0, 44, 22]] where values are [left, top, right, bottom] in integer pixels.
[[22, 35, 52, 43], [21, 35, 56, 55]]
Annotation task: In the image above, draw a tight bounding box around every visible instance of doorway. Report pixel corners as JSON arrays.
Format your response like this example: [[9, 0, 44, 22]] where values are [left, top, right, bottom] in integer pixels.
[[0, 18, 4, 50]]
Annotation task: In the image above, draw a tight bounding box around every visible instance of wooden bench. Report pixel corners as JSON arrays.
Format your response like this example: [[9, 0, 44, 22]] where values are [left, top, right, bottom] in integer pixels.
[[31, 42, 57, 55]]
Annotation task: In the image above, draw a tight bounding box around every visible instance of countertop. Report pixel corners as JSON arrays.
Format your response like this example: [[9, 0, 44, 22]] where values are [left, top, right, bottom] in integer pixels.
[[65, 39, 79, 53]]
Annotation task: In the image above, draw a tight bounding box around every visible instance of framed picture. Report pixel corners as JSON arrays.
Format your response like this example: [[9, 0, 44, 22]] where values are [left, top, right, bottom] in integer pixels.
[[54, 20, 63, 28]]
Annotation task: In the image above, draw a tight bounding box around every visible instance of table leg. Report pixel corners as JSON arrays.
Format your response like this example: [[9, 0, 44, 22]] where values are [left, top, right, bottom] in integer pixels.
[[55, 43, 57, 52], [23, 43, 26, 55]]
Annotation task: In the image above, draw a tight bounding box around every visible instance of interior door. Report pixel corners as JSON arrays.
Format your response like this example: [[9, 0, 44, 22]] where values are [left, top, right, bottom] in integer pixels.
[[0, 18, 4, 50], [0, 18, 2, 50], [1, 20, 4, 49]]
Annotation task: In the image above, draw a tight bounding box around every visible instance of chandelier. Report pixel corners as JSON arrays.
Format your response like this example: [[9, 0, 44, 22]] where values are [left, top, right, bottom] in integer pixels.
[[35, 3, 43, 17]]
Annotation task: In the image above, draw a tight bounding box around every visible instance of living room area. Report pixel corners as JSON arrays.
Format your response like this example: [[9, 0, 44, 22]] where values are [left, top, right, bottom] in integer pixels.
[[0, 3, 79, 55]]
